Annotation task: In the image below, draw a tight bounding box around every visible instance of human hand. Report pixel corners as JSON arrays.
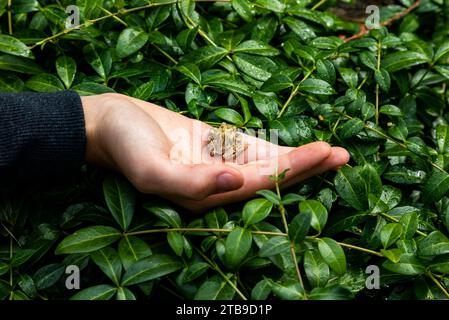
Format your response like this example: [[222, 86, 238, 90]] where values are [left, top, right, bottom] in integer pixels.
[[82, 93, 350, 212]]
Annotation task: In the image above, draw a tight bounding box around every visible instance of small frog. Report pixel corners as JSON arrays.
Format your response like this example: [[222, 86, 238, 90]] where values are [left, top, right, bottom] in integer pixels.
[[207, 123, 245, 160]]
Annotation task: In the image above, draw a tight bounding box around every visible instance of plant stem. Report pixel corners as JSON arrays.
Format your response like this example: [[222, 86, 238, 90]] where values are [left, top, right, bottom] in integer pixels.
[[375, 39, 382, 126], [125, 227, 286, 237], [311, 0, 328, 11], [427, 271, 449, 299], [29, 1, 179, 49], [338, 242, 384, 257], [151, 43, 178, 65], [194, 246, 248, 300], [274, 177, 307, 299], [7, 0, 12, 35], [277, 67, 316, 119], [9, 236, 13, 300], [98, 6, 128, 27]]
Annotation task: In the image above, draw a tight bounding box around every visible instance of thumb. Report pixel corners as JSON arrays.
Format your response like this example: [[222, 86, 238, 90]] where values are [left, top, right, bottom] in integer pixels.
[[162, 162, 244, 200]]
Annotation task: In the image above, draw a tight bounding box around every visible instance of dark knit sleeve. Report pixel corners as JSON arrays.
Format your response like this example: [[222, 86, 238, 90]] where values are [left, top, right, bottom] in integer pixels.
[[0, 91, 86, 182]]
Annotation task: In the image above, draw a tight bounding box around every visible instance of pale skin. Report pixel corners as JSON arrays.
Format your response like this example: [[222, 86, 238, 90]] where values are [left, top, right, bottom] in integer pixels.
[[82, 93, 350, 212]]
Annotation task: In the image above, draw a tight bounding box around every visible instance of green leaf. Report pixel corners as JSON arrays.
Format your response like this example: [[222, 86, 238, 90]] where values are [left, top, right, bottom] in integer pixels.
[[132, 81, 154, 101], [318, 238, 346, 275], [181, 46, 228, 70], [214, 108, 244, 126], [55, 56, 76, 89], [234, 40, 280, 56], [382, 51, 429, 72], [334, 166, 368, 211], [380, 104, 402, 116], [194, 275, 236, 300], [359, 51, 377, 71], [103, 175, 136, 231], [436, 125, 449, 154], [422, 170, 449, 203], [261, 74, 293, 92], [183, 262, 210, 283], [399, 212, 418, 239], [0, 72, 24, 92], [33, 264, 65, 290], [255, 189, 281, 205], [224, 227, 252, 269], [72, 82, 115, 96], [255, 0, 285, 12], [116, 28, 149, 59], [70, 285, 117, 300], [418, 231, 449, 256], [304, 250, 329, 288], [309, 285, 353, 300], [0, 261, 8, 276], [298, 78, 336, 95], [55, 226, 121, 254], [316, 60, 336, 85], [167, 232, 184, 257], [338, 68, 358, 88], [118, 236, 152, 270], [299, 200, 328, 233], [433, 40, 449, 63], [380, 223, 403, 249], [251, 279, 271, 300], [122, 254, 183, 286], [0, 34, 33, 58], [0, 55, 43, 74], [26, 73, 64, 93], [144, 204, 182, 228], [233, 53, 275, 81], [289, 212, 311, 243], [259, 236, 290, 257], [83, 44, 111, 79], [91, 247, 122, 286], [204, 76, 253, 97], [360, 163, 383, 209], [383, 254, 426, 275], [176, 63, 201, 85], [116, 287, 136, 300], [269, 279, 304, 300], [339, 118, 364, 139], [17, 274, 36, 298], [205, 207, 228, 230], [242, 198, 274, 226], [283, 16, 315, 41], [375, 68, 391, 92], [253, 93, 278, 120], [429, 254, 449, 274], [231, 0, 253, 22]]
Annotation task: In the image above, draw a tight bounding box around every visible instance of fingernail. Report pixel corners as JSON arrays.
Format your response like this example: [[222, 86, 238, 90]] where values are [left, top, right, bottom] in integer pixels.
[[217, 172, 241, 193]]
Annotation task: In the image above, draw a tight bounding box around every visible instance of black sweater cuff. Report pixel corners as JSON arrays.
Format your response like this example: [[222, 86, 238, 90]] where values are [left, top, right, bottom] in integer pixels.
[[0, 91, 86, 182]]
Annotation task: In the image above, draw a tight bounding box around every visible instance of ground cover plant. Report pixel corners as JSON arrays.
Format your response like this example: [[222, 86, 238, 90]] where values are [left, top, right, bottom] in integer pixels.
[[1, 0, 449, 300]]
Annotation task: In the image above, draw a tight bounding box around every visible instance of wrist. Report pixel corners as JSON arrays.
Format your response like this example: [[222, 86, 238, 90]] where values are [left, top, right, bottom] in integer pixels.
[[81, 95, 107, 167]]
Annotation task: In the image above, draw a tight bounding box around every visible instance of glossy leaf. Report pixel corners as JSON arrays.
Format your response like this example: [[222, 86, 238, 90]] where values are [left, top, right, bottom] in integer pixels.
[[318, 238, 346, 275], [122, 254, 183, 286], [224, 227, 252, 270], [103, 175, 136, 231], [55, 226, 121, 254]]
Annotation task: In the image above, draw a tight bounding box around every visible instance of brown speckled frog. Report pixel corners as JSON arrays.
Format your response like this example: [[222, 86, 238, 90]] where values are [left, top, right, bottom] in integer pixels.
[[207, 123, 245, 160]]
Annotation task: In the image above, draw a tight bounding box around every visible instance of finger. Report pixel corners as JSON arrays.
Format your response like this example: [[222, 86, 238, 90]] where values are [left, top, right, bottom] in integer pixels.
[[156, 161, 245, 201], [279, 147, 350, 189], [173, 142, 333, 211]]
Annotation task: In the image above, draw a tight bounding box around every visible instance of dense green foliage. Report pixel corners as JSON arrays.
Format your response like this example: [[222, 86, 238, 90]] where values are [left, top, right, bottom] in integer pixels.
[[1, 0, 449, 300]]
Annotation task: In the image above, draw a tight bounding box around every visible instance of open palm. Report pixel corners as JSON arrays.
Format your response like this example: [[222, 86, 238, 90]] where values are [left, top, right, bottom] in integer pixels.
[[82, 93, 350, 212]]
